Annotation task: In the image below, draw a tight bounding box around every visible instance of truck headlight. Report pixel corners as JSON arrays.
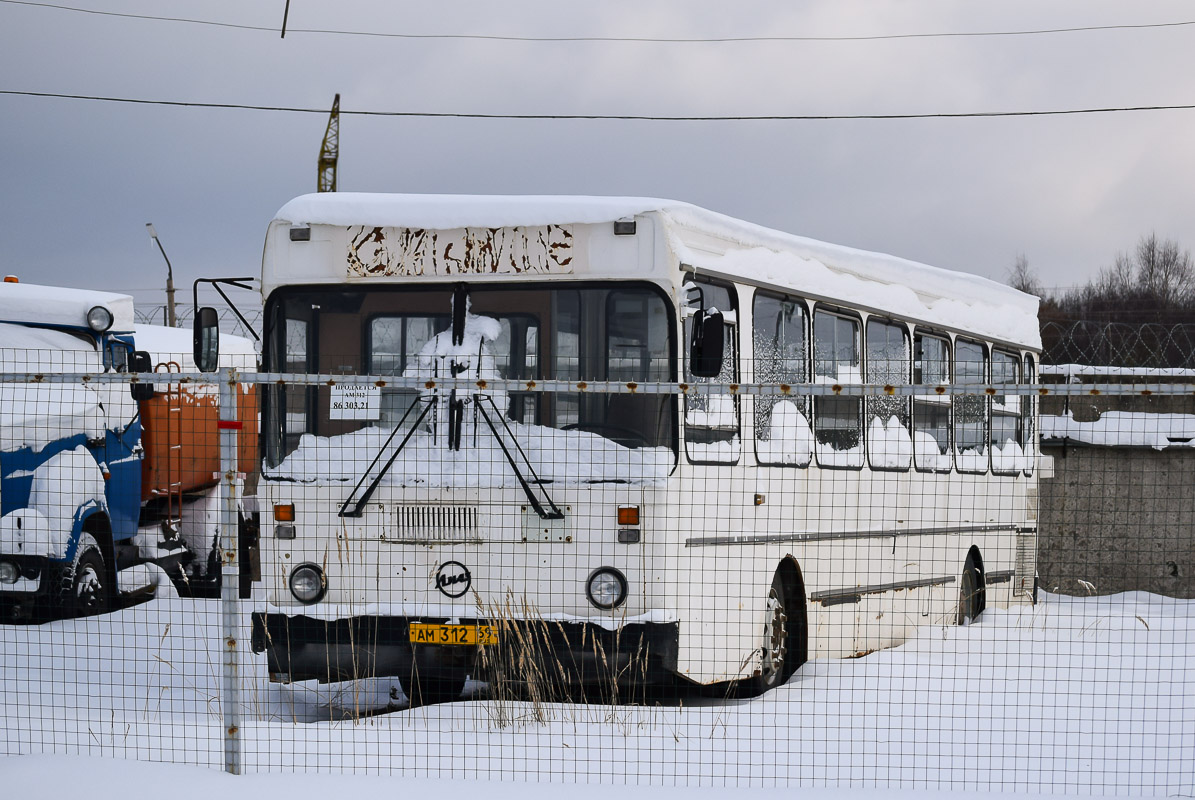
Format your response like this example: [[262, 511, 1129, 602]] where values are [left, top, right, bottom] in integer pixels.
[[586, 567, 627, 610], [289, 563, 326, 604], [86, 305, 114, 332], [0, 560, 19, 584]]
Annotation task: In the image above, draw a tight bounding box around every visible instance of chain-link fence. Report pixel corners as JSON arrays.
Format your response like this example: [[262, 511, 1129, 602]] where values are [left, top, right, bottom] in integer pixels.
[[2, 357, 1192, 792]]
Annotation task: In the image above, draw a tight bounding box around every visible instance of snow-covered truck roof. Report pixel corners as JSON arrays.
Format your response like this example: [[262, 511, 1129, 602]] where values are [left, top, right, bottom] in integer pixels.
[[267, 193, 1041, 349], [134, 324, 258, 372], [0, 281, 135, 334]]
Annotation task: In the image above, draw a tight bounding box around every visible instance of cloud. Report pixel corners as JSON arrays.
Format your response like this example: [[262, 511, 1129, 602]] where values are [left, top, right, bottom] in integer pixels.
[[2, 0, 1194, 302]]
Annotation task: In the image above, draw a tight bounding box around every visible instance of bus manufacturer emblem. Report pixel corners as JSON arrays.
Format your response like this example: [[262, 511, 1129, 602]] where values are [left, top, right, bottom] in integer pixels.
[[435, 561, 472, 598]]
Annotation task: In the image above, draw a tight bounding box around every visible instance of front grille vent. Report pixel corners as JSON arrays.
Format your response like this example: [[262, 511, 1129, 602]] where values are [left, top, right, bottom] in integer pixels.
[[1014, 533, 1037, 598], [388, 505, 482, 544]]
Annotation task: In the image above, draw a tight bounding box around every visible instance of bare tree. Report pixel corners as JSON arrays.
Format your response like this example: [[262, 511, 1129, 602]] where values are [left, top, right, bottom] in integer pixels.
[[1132, 233, 1192, 307], [1061, 233, 1194, 322], [1007, 253, 1043, 296]]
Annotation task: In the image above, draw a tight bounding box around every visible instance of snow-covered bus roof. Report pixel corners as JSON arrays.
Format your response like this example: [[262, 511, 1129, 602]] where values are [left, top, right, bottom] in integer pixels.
[[0, 281, 135, 334], [270, 193, 1041, 349]]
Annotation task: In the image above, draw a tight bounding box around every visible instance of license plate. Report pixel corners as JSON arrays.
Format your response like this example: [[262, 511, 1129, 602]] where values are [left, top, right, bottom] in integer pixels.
[[409, 623, 498, 646]]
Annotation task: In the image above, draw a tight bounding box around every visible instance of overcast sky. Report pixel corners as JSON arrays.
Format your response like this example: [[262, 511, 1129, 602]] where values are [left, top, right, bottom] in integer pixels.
[[2, 0, 1193, 313]]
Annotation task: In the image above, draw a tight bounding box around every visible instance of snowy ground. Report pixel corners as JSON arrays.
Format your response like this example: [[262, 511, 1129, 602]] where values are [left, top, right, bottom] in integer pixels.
[[3, 591, 1193, 794]]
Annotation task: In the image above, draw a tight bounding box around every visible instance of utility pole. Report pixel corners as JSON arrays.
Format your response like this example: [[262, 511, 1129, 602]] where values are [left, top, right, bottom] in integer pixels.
[[146, 223, 177, 327], [318, 93, 340, 193]]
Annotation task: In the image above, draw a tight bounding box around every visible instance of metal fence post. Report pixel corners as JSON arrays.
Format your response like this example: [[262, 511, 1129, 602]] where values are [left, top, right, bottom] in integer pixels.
[[218, 367, 242, 775]]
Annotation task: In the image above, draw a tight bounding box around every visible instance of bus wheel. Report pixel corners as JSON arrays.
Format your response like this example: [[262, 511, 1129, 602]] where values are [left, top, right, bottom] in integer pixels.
[[957, 554, 985, 625], [738, 572, 793, 697], [64, 534, 111, 618]]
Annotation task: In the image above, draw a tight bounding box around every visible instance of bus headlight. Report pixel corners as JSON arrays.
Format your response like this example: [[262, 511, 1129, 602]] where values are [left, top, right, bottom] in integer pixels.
[[0, 560, 18, 584], [289, 563, 326, 604], [586, 567, 627, 610]]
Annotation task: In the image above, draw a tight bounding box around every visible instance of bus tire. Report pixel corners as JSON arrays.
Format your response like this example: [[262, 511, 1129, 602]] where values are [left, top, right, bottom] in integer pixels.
[[62, 533, 111, 618], [737, 571, 797, 697], [957, 550, 986, 625]]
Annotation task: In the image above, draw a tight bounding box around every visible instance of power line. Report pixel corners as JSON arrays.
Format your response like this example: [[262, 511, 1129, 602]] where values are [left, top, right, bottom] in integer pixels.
[[3, 0, 1194, 44], [3, 89, 1195, 121]]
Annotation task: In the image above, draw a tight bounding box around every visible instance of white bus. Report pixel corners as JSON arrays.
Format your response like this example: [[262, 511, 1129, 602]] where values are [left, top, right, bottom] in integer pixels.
[[236, 193, 1040, 703]]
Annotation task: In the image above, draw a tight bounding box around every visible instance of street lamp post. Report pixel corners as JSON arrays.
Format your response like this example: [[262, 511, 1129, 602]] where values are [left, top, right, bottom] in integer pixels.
[[146, 223, 177, 327]]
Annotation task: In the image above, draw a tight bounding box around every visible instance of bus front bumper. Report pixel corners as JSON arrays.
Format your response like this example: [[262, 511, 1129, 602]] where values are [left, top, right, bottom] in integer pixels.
[[250, 611, 679, 686]]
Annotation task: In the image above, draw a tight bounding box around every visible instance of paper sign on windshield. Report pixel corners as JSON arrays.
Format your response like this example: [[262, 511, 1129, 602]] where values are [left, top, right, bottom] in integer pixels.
[[330, 383, 380, 421]]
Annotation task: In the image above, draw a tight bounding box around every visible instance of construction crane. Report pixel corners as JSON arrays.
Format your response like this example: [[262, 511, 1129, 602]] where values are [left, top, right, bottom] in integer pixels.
[[318, 93, 340, 193]]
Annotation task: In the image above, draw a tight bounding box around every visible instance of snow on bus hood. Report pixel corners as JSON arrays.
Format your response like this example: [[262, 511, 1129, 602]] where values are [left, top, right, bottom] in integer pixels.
[[267, 422, 673, 486]]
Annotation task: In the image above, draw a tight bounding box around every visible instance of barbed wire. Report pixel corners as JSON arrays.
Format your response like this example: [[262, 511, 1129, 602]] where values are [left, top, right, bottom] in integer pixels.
[[134, 304, 261, 342], [1041, 320, 1195, 370], [131, 310, 1195, 371]]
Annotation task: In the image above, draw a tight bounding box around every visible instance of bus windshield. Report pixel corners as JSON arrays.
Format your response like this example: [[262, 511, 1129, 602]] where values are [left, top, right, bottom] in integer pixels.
[[262, 282, 677, 486]]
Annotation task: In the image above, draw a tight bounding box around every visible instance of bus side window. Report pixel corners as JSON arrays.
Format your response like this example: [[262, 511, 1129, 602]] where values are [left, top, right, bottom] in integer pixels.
[[866, 319, 911, 470], [753, 292, 810, 467], [1023, 354, 1036, 476], [913, 332, 952, 472], [684, 279, 739, 464], [265, 314, 314, 465], [605, 291, 671, 448], [991, 350, 1026, 474], [813, 309, 863, 468], [954, 338, 988, 473], [285, 317, 310, 439]]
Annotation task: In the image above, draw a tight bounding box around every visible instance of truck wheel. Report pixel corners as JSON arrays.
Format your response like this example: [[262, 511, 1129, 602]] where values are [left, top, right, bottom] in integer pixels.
[[63, 533, 111, 617]]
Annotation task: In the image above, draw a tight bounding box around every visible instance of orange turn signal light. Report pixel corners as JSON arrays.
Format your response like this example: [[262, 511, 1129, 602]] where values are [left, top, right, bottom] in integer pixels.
[[617, 506, 640, 526], [274, 503, 295, 522]]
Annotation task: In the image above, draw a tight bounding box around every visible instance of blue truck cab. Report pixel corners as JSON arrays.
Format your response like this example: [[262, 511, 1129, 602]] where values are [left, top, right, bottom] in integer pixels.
[[0, 280, 154, 621]]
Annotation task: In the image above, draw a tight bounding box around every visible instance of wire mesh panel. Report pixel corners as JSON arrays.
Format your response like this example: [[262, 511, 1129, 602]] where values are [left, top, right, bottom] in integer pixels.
[[3, 354, 1192, 792], [0, 344, 239, 772]]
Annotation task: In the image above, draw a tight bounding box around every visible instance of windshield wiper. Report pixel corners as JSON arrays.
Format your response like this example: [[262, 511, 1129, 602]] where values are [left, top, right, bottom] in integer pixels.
[[338, 397, 435, 518], [476, 395, 564, 520]]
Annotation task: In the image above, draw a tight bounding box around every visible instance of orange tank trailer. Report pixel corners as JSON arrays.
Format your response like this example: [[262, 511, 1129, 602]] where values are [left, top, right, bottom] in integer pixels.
[[139, 385, 259, 502]]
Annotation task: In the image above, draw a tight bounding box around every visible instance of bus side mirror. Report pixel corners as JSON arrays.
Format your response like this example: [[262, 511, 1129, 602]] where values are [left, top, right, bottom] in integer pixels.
[[130, 350, 155, 401], [689, 309, 725, 378], [194, 306, 220, 372]]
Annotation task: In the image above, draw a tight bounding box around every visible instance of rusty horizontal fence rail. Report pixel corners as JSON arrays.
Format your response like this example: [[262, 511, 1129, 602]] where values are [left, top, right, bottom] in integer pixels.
[[3, 369, 1195, 398]]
